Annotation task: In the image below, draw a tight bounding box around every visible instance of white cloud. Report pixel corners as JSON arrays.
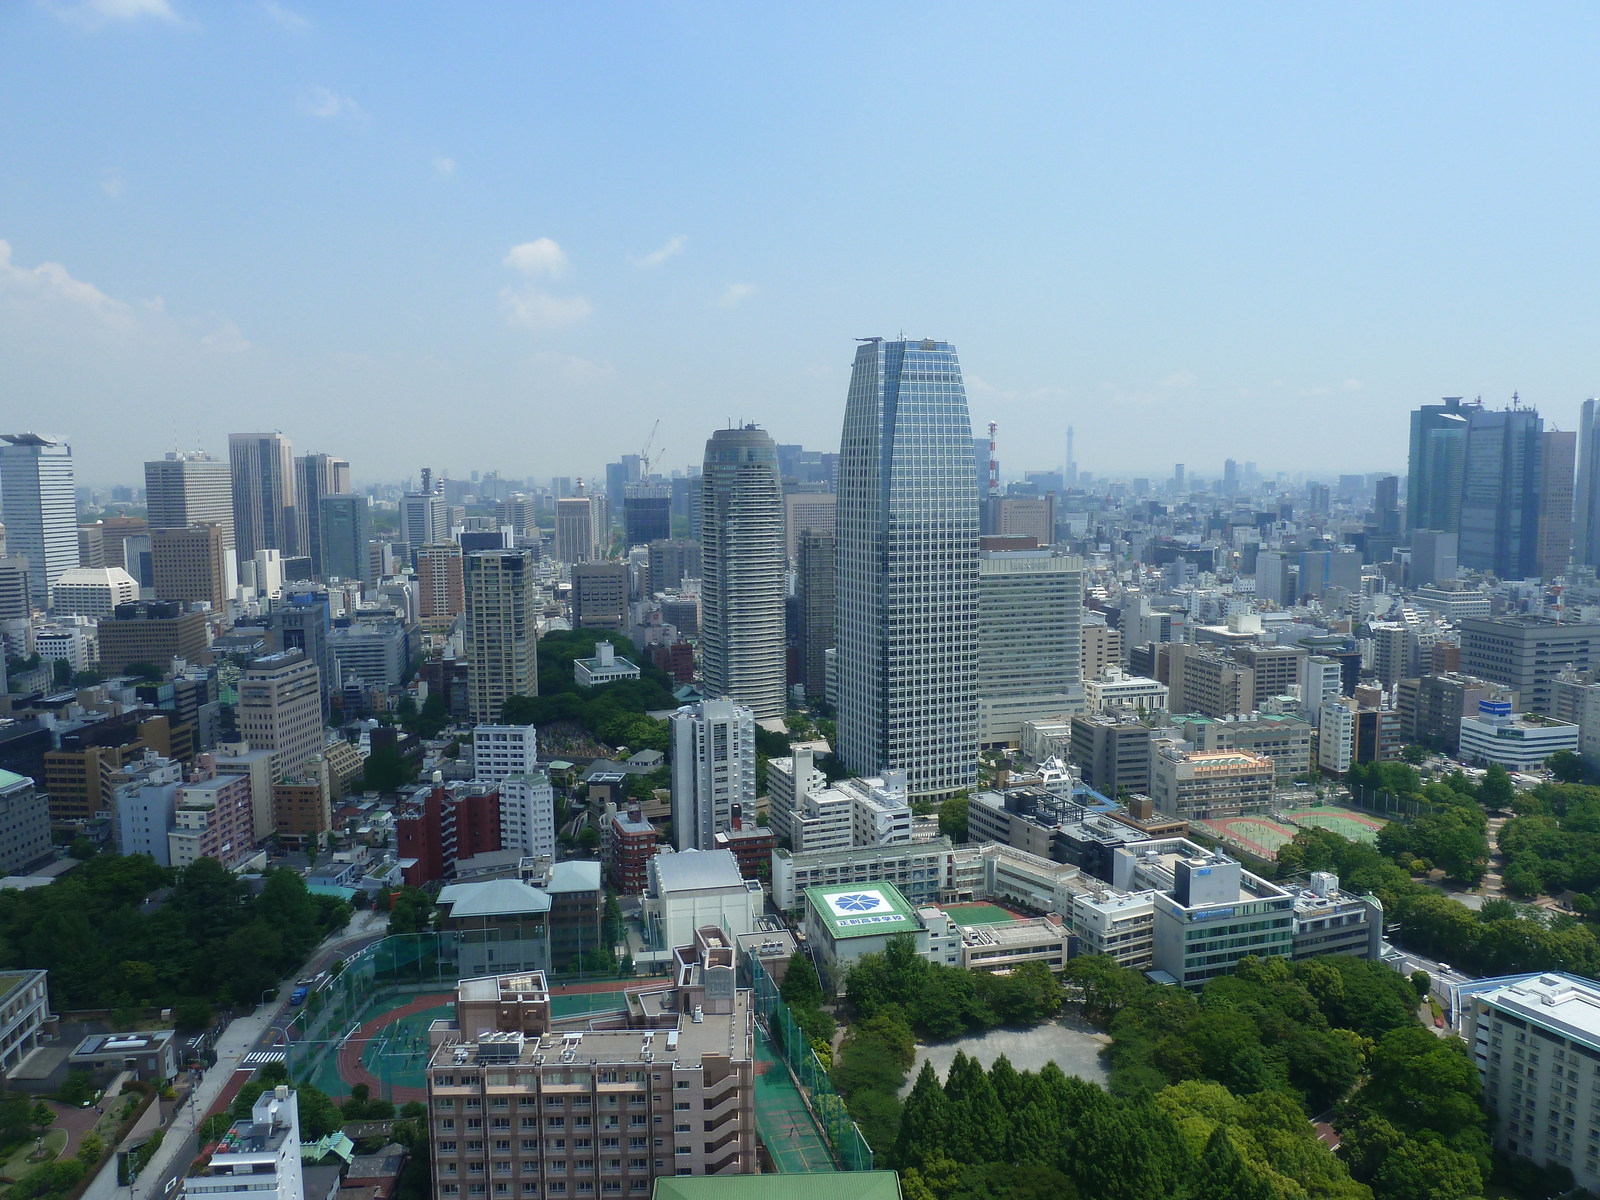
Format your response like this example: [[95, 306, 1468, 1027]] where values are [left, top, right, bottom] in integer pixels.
[[718, 282, 756, 309], [0, 238, 249, 352], [637, 235, 686, 268], [99, 168, 124, 198], [302, 86, 363, 121], [260, 0, 307, 31], [500, 288, 592, 330], [433, 157, 457, 178], [504, 238, 569, 279], [1158, 369, 1198, 389], [47, 0, 177, 28]]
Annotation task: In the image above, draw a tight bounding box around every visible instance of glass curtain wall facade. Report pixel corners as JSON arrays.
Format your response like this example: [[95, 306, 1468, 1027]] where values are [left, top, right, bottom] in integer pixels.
[[1406, 397, 1468, 534], [1459, 406, 1544, 579], [836, 338, 978, 800]]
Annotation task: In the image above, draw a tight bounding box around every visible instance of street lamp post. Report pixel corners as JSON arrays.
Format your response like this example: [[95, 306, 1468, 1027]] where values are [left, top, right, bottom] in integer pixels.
[[260, 988, 275, 1007]]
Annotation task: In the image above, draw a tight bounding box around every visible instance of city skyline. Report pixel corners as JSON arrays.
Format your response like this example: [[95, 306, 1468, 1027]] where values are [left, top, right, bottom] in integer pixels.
[[9, 5, 1600, 481]]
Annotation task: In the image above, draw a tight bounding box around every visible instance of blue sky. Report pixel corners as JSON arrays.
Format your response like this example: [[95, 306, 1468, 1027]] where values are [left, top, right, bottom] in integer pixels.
[[4, 1, 1600, 487]]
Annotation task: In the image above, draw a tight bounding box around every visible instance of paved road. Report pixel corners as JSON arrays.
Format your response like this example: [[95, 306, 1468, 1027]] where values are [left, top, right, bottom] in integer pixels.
[[1382, 944, 1474, 1019], [83, 911, 389, 1200]]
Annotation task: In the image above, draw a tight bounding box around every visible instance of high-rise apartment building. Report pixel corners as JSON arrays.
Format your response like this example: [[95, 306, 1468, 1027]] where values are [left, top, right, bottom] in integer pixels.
[[699, 426, 785, 721], [836, 338, 979, 799], [229, 432, 297, 564], [795, 530, 835, 700], [151, 523, 231, 612], [1538, 429, 1576, 581], [0, 433, 77, 609], [571, 562, 628, 631], [237, 650, 323, 779], [670, 699, 756, 852], [417, 542, 465, 632], [145, 452, 234, 550], [294, 453, 351, 578], [318, 494, 371, 589], [465, 549, 538, 725], [1460, 405, 1543, 579], [1082, 621, 1123, 681], [1406, 397, 1469, 534], [1576, 399, 1600, 571], [183, 1086, 304, 1200], [976, 549, 1083, 749]]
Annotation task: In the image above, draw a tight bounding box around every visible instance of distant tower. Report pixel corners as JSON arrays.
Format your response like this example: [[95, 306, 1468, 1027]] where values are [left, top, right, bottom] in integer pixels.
[[464, 549, 538, 724], [1065, 426, 1077, 486], [0, 434, 77, 609], [229, 432, 297, 565], [700, 425, 786, 720], [835, 337, 978, 800]]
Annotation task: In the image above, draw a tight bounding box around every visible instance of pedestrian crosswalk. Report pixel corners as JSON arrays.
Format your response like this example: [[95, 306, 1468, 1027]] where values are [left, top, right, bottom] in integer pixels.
[[241, 1051, 286, 1067]]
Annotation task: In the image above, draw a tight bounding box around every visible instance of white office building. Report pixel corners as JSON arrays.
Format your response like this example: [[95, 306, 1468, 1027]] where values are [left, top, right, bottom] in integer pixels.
[[50, 566, 138, 618], [1459, 700, 1580, 772], [835, 338, 979, 800], [472, 723, 540, 783], [670, 699, 756, 851], [1083, 667, 1170, 715], [0, 434, 77, 610], [498, 770, 556, 859], [572, 640, 641, 686], [1318, 700, 1356, 774], [145, 452, 236, 549], [641, 848, 762, 958], [977, 549, 1085, 748], [1461, 972, 1600, 1190]]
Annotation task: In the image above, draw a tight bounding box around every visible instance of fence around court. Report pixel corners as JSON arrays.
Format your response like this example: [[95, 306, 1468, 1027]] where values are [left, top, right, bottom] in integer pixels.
[[742, 952, 874, 1172], [285, 933, 649, 1101]]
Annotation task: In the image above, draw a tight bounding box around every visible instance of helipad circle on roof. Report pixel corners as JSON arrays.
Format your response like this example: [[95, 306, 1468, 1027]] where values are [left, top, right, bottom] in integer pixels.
[[835, 893, 882, 912]]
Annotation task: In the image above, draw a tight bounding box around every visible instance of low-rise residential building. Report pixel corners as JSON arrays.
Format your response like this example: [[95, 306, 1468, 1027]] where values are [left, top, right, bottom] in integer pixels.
[[1459, 701, 1580, 772], [168, 760, 256, 870], [273, 761, 333, 849], [1459, 972, 1600, 1191], [573, 640, 641, 686], [521, 858, 605, 969], [604, 804, 661, 894], [1149, 746, 1274, 821], [69, 1030, 177, 1084], [712, 816, 775, 881], [1070, 890, 1157, 968], [497, 770, 556, 859]]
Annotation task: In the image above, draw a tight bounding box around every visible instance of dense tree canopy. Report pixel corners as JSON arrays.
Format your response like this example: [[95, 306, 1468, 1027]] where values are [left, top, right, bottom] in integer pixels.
[[500, 630, 677, 750], [0, 855, 348, 1008]]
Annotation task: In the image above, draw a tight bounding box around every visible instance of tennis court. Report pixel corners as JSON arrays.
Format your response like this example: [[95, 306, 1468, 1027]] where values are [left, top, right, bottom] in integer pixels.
[[1281, 805, 1386, 845], [940, 903, 1021, 926], [1200, 815, 1300, 861], [754, 1031, 835, 1173]]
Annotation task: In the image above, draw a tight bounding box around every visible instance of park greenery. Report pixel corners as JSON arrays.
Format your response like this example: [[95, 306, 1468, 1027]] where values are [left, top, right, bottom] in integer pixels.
[[0, 855, 349, 1009], [1499, 781, 1600, 906], [500, 629, 678, 752]]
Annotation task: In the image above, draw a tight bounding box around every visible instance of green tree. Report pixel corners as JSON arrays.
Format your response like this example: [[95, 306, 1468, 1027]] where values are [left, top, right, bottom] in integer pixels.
[[1479, 763, 1515, 811], [779, 952, 823, 1008], [1194, 1126, 1273, 1200], [1547, 750, 1586, 784], [895, 1061, 951, 1170], [938, 796, 970, 843], [76, 1133, 104, 1166], [1373, 1136, 1482, 1200], [29, 1101, 54, 1128]]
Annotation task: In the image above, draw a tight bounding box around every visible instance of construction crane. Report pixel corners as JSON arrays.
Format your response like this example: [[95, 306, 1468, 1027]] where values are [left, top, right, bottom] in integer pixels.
[[639, 419, 666, 478]]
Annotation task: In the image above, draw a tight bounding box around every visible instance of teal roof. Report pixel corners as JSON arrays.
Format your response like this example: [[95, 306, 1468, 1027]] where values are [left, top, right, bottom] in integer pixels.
[[805, 882, 920, 940], [306, 884, 357, 901], [0, 769, 30, 790], [652, 1174, 902, 1200]]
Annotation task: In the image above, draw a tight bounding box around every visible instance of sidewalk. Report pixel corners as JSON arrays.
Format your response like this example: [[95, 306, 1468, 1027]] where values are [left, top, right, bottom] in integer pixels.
[[79, 910, 388, 1200]]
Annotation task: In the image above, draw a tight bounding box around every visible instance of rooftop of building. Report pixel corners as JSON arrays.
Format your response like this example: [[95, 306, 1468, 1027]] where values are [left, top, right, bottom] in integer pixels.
[[457, 971, 549, 1004], [1154, 746, 1274, 770], [71, 1029, 174, 1057], [773, 835, 955, 867], [957, 913, 1068, 949], [805, 881, 921, 940], [438, 878, 553, 918], [431, 989, 750, 1071], [650, 849, 747, 894], [1468, 972, 1600, 1046]]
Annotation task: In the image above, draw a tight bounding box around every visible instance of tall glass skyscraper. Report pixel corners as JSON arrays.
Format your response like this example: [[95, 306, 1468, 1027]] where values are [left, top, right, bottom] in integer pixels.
[[229, 431, 297, 565], [835, 338, 978, 799], [1459, 405, 1543, 579], [1574, 399, 1600, 570], [0, 433, 77, 609], [1406, 397, 1469, 534], [699, 425, 786, 720]]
